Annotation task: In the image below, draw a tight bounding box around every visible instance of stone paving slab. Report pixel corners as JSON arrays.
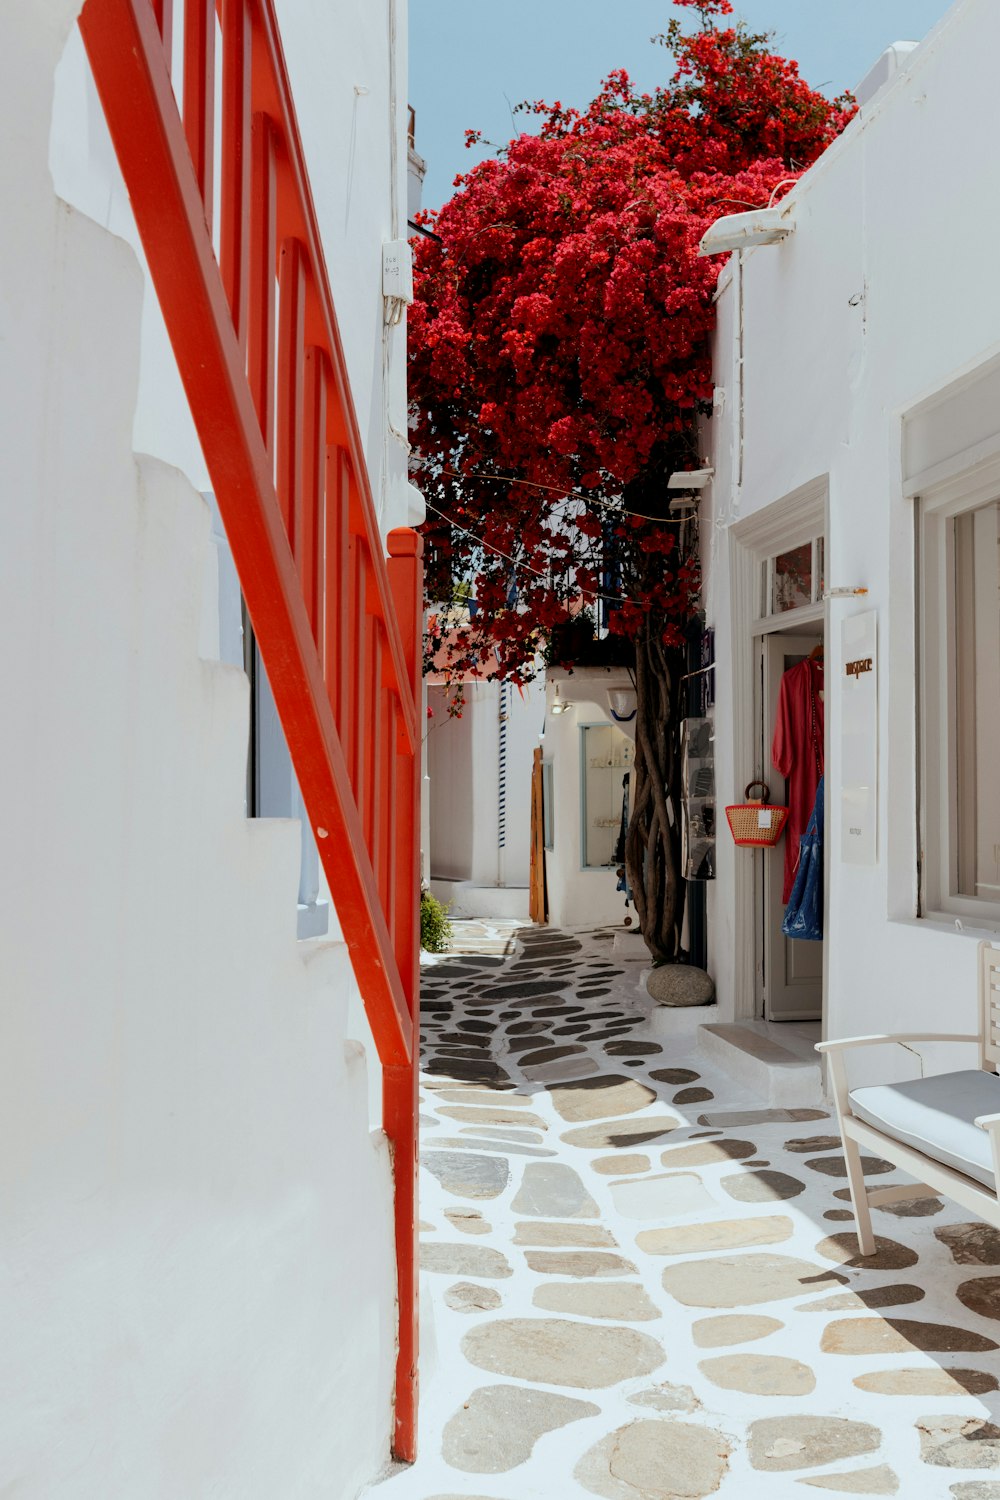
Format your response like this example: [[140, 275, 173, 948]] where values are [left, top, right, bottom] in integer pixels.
[[369, 926, 1000, 1500]]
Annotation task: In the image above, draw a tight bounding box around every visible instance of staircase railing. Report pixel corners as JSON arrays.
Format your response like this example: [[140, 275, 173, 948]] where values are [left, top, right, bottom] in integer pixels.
[[79, 0, 421, 1460]]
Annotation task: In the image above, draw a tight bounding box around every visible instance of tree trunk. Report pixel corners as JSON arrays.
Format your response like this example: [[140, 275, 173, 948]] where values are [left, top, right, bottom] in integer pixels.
[[624, 625, 687, 963]]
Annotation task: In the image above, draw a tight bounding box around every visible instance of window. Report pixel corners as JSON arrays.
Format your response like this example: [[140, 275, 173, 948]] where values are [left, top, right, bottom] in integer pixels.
[[921, 489, 1000, 922], [542, 761, 555, 851], [580, 724, 633, 870], [760, 535, 825, 619]]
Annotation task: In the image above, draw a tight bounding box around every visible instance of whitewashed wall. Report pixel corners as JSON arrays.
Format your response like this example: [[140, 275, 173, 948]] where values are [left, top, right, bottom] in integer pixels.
[[543, 692, 630, 930], [427, 678, 545, 915], [704, 0, 996, 1070], [1, 2, 396, 1493]]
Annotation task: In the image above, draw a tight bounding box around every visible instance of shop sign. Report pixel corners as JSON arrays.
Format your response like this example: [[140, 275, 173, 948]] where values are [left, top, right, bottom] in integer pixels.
[[840, 609, 877, 864]]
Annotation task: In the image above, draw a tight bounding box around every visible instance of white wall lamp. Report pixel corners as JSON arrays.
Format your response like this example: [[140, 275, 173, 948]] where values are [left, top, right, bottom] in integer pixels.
[[607, 688, 637, 723], [698, 207, 796, 258], [550, 685, 570, 715], [667, 468, 713, 490]]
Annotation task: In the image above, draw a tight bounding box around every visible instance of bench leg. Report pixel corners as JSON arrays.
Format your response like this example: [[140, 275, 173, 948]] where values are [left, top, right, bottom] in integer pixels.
[[843, 1135, 876, 1257]]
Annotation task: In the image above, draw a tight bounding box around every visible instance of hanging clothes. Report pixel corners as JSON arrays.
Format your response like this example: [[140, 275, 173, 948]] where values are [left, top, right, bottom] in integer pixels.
[[771, 656, 824, 903], [782, 776, 824, 940]]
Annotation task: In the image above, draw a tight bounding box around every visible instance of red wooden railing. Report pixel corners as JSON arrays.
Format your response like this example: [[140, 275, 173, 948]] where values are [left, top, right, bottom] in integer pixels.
[[79, 0, 422, 1461]]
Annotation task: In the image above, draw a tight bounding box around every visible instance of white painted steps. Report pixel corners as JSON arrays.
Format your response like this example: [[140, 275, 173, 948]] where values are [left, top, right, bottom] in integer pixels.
[[698, 1020, 823, 1106]]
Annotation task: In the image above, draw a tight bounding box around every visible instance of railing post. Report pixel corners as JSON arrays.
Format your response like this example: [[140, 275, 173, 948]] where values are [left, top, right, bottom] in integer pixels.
[[383, 526, 422, 1463]]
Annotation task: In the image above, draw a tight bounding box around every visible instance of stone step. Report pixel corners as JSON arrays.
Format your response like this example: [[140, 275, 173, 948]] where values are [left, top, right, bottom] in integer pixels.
[[698, 1022, 823, 1107]]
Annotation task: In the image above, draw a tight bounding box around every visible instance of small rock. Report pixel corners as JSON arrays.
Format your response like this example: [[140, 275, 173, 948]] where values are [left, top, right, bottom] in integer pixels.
[[593, 1152, 651, 1176], [420, 1242, 513, 1279], [439, 1105, 547, 1129], [821, 1319, 997, 1355], [814, 1233, 918, 1271], [650, 1068, 701, 1085], [804, 1154, 893, 1178], [673, 1087, 715, 1104], [533, 1281, 660, 1322], [522, 1056, 600, 1084], [434, 1088, 531, 1107], [854, 1368, 998, 1396], [445, 1207, 492, 1236], [957, 1278, 1000, 1320], [444, 1282, 503, 1313], [560, 1116, 682, 1149], [918, 1416, 1000, 1469], [748, 1415, 881, 1472], [513, 1221, 617, 1248], [576, 1418, 730, 1498], [797, 1284, 924, 1312], [662, 1253, 845, 1309], [638, 1216, 794, 1256], [874, 1195, 944, 1217], [798, 1466, 899, 1494], [698, 1108, 829, 1127], [692, 1314, 784, 1348], [548, 1074, 656, 1122], [422, 1151, 510, 1200], [442, 1383, 598, 1473], [645, 966, 716, 1007], [699, 1353, 815, 1396], [721, 1170, 806, 1202], [659, 1139, 757, 1168], [511, 1162, 600, 1219], [628, 1382, 701, 1414], [605, 1041, 662, 1056], [949, 1484, 1000, 1498], [462, 1318, 665, 1388], [523, 1250, 638, 1278], [784, 1135, 842, 1153]]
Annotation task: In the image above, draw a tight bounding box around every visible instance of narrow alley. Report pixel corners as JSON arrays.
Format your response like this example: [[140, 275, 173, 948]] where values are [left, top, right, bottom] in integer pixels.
[[373, 924, 1000, 1498]]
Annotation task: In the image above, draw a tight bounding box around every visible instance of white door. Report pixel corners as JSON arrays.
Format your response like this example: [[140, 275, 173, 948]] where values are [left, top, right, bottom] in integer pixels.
[[760, 633, 823, 1021]]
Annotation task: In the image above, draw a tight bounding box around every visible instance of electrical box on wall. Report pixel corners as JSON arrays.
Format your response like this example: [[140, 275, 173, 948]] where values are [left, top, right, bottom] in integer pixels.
[[382, 240, 413, 304]]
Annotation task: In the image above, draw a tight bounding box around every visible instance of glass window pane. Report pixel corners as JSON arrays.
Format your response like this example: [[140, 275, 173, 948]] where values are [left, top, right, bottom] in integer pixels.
[[954, 499, 1000, 901], [772, 541, 813, 613], [815, 536, 826, 602], [582, 724, 633, 869]]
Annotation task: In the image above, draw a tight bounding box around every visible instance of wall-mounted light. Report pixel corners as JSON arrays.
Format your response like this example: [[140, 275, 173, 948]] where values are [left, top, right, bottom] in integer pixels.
[[698, 207, 795, 257], [607, 688, 637, 722], [550, 686, 569, 715], [667, 468, 713, 490]]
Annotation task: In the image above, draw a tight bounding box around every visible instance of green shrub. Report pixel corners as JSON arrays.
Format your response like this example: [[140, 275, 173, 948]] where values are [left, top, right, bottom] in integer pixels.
[[420, 888, 453, 953]]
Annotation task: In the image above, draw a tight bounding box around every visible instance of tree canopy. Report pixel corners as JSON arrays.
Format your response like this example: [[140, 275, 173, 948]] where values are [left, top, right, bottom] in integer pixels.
[[411, 0, 853, 684]]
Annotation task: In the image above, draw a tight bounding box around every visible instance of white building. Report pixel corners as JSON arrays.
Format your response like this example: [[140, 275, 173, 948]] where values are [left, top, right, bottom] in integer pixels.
[[427, 676, 546, 919], [2, 0, 418, 1490], [701, 0, 996, 1096]]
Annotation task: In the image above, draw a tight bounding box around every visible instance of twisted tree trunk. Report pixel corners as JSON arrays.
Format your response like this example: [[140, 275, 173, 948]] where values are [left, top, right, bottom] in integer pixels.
[[623, 624, 687, 963]]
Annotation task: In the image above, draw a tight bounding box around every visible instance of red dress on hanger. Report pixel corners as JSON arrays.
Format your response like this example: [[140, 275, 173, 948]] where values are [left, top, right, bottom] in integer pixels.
[[771, 657, 824, 903]]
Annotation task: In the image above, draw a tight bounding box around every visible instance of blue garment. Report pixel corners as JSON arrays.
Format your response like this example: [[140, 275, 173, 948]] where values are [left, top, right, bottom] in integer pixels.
[[782, 776, 823, 942]]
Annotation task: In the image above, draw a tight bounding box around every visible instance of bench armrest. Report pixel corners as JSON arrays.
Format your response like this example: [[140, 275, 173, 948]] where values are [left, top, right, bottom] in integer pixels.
[[976, 1113, 1000, 1131], [816, 1033, 978, 1055]]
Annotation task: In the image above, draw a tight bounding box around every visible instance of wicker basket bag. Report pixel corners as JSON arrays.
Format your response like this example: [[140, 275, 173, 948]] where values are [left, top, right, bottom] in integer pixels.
[[725, 781, 789, 848]]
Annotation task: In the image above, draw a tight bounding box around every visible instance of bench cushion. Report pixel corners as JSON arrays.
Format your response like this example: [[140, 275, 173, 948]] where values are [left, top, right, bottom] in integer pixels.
[[849, 1069, 1000, 1190]]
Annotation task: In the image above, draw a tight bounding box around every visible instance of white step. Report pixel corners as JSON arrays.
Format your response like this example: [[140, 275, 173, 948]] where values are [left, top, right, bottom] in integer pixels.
[[699, 1021, 823, 1107]]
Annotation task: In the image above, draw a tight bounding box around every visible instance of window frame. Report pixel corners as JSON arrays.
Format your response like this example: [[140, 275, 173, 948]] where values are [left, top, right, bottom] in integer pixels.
[[918, 469, 1000, 926], [758, 533, 826, 626]]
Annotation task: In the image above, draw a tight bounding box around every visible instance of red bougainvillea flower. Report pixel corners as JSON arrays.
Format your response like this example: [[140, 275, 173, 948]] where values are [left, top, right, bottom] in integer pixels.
[[411, 0, 854, 684]]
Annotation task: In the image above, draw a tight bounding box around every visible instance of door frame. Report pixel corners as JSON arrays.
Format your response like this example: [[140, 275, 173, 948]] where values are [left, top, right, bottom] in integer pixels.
[[758, 629, 825, 1021], [727, 477, 830, 1024]]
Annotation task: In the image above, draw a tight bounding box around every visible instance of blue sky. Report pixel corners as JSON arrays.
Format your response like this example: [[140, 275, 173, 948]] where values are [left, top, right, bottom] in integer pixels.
[[410, 0, 953, 213]]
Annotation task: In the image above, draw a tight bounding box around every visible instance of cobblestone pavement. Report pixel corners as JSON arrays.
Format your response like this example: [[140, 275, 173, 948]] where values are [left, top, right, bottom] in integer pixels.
[[370, 924, 1000, 1499]]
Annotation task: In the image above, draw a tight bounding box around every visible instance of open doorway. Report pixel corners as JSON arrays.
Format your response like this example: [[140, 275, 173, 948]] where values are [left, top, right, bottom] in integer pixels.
[[756, 622, 825, 1023]]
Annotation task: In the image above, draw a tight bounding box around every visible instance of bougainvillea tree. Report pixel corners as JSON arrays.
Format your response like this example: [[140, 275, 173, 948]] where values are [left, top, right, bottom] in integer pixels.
[[410, 0, 854, 960]]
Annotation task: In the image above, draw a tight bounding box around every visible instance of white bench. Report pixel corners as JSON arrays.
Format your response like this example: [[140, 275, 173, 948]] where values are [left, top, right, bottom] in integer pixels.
[[816, 941, 1000, 1256]]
